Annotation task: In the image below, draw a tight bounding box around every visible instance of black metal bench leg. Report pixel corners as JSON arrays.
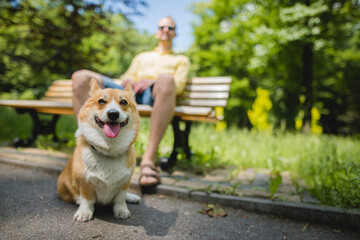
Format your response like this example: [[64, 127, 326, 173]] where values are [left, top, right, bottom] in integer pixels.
[[12, 109, 61, 147], [160, 117, 192, 172], [48, 115, 60, 142], [181, 120, 192, 160]]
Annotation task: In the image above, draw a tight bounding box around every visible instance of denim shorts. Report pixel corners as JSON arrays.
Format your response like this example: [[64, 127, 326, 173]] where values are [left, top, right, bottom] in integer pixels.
[[101, 75, 154, 106]]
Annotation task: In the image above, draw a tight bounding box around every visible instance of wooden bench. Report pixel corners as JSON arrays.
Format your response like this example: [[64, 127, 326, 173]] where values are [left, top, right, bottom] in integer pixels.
[[0, 76, 231, 171]]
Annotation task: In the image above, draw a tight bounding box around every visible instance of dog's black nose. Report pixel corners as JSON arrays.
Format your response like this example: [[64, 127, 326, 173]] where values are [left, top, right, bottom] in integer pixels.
[[107, 110, 119, 120]]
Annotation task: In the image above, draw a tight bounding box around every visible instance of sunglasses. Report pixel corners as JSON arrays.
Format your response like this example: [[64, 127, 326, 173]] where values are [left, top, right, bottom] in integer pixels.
[[159, 25, 175, 31]]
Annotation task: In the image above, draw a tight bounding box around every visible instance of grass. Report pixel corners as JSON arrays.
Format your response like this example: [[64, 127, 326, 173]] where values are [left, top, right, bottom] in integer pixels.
[[0, 107, 359, 209]]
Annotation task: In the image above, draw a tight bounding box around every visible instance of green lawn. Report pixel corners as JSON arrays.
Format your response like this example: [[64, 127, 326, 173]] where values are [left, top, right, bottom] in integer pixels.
[[0, 107, 359, 209]]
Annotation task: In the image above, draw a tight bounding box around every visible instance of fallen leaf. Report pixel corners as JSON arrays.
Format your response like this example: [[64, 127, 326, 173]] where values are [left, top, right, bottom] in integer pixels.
[[302, 223, 309, 232], [199, 204, 227, 218]]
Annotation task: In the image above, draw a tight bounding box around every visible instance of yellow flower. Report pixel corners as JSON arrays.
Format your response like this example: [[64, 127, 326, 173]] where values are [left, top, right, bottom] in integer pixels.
[[311, 107, 323, 134], [248, 88, 273, 132]]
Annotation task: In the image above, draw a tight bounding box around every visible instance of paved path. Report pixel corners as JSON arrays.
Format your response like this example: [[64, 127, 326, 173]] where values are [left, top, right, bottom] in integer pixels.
[[1, 163, 359, 240]]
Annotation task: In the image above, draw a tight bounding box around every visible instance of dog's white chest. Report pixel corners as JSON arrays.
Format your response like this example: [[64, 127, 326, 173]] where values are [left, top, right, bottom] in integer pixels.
[[82, 147, 132, 204]]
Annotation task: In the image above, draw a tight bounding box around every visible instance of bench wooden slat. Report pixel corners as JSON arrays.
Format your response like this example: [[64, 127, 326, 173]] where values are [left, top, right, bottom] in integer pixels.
[[52, 77, 232, 86], [45, 93, 231, 101], [179, 115, 219, 122], [174, 106, 212, 116], [37, 108, 74, 115], [0, 99, 72, 109], [137, 106, 213, 118], [48, 86, 72, 92], [46, 82, 231, 101], [177, 99, 228, 107], [133, 105, 213, 117], [52, 80, 72, 86], [46, 89, 230, 100], [189, 76, 232, 84], [184, 84, 230, 92], [0, 100, 73, 115], [179, 92, 229, 99], [42, 97, 72, 102], [45, 92, 73, 98], [42, 97, 228, 108]]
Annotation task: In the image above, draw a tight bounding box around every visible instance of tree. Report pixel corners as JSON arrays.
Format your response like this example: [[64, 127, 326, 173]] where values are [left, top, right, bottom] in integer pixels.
[[189, 0, 360, 133], [0, 0, 154, 97]]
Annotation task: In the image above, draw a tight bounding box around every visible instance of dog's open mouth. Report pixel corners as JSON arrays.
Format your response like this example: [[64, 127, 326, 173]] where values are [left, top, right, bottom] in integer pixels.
[[95, 116, 129, 138]]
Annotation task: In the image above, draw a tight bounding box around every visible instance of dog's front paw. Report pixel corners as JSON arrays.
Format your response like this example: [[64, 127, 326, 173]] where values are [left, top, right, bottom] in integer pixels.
[[126, 192, 141, 204], [114, 206, 131, 219], [74, 208, 94, 222]]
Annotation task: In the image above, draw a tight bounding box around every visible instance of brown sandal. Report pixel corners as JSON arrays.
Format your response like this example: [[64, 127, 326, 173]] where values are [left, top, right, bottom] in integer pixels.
[[139, 164, 160, 194]]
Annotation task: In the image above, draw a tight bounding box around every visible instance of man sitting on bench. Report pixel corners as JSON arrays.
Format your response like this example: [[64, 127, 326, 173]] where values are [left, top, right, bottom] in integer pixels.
[[71, 16, 190, 192]]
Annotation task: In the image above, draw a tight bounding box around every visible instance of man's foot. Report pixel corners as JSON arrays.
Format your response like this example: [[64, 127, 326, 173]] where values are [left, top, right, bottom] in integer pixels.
[[139, 163, 160, 194], [139, 164, 160, 187]]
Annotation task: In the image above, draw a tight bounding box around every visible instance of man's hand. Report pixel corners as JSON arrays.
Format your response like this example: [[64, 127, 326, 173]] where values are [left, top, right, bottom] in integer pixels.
[[122, 79, 155, 94], [133, 79, 155, 93]]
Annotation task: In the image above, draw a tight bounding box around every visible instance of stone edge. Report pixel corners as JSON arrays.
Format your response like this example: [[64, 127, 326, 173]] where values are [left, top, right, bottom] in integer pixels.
[[143, 183, 360, 231]]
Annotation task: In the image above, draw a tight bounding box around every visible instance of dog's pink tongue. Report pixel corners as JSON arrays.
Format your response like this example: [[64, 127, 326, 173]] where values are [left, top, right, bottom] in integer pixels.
[[103, 123, 120, 138]]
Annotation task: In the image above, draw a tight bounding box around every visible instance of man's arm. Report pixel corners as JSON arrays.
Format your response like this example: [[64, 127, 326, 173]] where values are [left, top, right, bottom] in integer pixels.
[[173, 56, 191, 95]]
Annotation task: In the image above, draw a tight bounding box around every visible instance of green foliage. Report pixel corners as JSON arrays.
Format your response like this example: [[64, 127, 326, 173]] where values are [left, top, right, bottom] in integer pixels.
[[297, 140, 360, 209], [176, 148, 226, 175], [269, 173, 282, 200], [188, 0, 360, 133], [186, 124, 360, 209], [0, 0, 155, 98], [0, 107, 32, 144], [0, 107, 76, 152]]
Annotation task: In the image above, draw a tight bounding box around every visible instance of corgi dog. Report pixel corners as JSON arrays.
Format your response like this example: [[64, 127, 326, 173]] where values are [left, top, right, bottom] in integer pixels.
[[57, 79, 140, 222]]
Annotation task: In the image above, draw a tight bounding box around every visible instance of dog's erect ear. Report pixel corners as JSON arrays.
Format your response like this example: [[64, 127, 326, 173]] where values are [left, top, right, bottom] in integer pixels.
[[124, 83, 135, 98], [89, 78, 101, 96]]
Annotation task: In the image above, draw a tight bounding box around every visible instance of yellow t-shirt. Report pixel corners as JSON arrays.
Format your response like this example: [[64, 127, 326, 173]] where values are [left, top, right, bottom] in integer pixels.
[[120, 48, 190, 95]]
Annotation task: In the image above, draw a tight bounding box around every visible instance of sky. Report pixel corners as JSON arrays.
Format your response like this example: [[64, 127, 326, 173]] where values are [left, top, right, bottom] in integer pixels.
[[129, 0, 205, 53]]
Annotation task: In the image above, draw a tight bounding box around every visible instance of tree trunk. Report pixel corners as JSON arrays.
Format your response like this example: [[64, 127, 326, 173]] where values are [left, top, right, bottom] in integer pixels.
[[301, 42, 313, 133]]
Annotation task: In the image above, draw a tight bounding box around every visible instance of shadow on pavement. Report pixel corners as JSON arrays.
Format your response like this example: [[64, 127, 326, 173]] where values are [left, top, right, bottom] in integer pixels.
[[91, 200, 179, 237]]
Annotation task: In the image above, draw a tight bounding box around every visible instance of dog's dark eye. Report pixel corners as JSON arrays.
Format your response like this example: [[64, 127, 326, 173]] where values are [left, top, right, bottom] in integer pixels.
[[120, 99, 128, 106], [98, 99, 106, 105]]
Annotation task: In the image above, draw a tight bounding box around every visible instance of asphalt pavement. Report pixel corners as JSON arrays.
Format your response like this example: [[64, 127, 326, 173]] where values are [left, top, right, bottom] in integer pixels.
[[0, 163, 359, 240]]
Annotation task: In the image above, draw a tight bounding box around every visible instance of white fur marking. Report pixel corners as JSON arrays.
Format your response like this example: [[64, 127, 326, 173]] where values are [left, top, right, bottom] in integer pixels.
[[74, 195, 95, 222], [113, 190, 131, 219], [78, 121, 136, 156], [126, 192, 141, 204]]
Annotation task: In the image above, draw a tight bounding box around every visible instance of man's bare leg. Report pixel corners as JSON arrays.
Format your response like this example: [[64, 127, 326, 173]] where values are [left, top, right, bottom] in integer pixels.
[[139, 74, 176, 186], [71, 70, 104, 116]]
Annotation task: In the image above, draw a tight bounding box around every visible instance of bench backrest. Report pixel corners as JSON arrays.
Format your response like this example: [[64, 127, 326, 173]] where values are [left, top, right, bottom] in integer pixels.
[[44, 77, 231, 104], [42, 80, 73, 102], [177, 77, 231, 108], [42, 77, 232, 121]]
